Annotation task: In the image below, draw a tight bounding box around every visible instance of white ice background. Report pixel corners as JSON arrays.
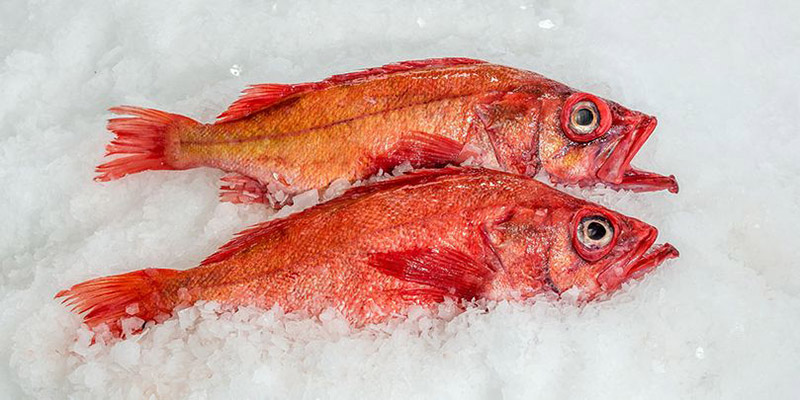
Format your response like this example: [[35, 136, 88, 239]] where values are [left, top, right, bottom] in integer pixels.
[[1, 0, 799, 398]]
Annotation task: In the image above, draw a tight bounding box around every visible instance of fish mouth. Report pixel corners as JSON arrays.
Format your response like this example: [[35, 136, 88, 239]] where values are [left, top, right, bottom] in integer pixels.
[[596, 229, 680, 292], [596, 116, 679, 194]]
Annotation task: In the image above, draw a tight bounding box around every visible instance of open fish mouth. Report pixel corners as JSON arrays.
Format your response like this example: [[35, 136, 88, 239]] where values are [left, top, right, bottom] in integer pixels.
[[596, 116, 679, 193], [596, 228, 680, 291]]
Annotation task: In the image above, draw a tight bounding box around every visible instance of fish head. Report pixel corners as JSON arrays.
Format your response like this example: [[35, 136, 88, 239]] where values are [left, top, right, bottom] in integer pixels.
[[545, 203, 678, 299], [488, 200, 678, 300], [535, 89, 678, 193]]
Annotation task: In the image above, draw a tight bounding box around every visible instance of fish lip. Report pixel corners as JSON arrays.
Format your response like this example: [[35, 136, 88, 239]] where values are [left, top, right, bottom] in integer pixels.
[[596, 230, 680, 292], [624, 242, 680, 281], [596, 116, 679, 193]]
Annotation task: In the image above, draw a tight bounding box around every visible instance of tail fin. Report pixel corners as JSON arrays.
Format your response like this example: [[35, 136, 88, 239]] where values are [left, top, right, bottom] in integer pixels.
[[95, 106, 200, 182], [56, 268, 180, 335]]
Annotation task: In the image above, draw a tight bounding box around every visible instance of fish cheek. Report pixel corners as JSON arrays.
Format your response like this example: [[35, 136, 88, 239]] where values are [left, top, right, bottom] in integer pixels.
[[571, 265, 605, 298], [474, 93, 541, 176], [486, 225, 554, 298], [535, 98, 577, 182], [538, 120, 593, 185], [543, 229, 589, 293]]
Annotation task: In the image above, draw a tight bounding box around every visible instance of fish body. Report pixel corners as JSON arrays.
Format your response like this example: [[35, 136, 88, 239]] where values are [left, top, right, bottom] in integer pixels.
[[97, 58, 677, 206], [59, 168, 678, 335]]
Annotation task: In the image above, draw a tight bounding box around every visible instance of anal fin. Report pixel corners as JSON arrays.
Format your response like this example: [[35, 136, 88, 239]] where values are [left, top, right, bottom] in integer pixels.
[[219, 174, 268, 204]]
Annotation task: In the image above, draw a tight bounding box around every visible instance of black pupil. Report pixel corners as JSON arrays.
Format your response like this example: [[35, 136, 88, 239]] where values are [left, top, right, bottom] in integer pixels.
[[575, 108, 594, 126], [586, 221, 606, 240]]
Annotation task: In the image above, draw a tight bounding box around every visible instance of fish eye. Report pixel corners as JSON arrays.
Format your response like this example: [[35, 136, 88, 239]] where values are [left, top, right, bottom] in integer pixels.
[[574, 108, 594, 127], [577, 215, 614, 249], [569, 101, 600, 135], [560, 93, 612, 143]]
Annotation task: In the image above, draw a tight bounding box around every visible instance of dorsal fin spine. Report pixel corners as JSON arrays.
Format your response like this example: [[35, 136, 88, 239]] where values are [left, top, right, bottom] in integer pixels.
[[215, 58, 487, 123]]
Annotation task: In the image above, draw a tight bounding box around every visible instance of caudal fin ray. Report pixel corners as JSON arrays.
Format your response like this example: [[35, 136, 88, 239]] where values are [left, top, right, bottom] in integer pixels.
[[95, 106, 199, 182], [56, 268, 179, 333]]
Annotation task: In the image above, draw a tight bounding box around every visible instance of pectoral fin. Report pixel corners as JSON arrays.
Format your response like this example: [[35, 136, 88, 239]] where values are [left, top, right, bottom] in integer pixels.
[[372, 131, 465, 173], [368, 247, 494, 300]]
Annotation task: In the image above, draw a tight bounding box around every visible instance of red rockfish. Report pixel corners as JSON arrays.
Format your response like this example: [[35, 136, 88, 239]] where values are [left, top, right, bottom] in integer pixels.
[[59, 168, 678, 336], [96, 58, 678, 207]]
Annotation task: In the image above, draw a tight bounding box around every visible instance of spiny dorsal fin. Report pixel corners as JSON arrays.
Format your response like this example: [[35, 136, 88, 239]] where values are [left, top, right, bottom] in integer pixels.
[[215, 82, 324, 124], [215, 58, 487, 123], [325, 57, 486, 84], [200, 218, 292, 266]]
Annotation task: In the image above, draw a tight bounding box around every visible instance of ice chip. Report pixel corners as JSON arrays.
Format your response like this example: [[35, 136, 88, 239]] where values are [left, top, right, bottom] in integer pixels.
[[72, 327, 96, 358], [178, 306, 199, 330], [323, 178, 352, 200], [125, 303, 139, 316], [391, 161, 413, 176], [538, 19, 555, 29], [110, 340, 141, 369], [81, 362, 108, 389], [290, 189, 319, 210], [695, 346, 706, 360], [121, 317, 145, 337]]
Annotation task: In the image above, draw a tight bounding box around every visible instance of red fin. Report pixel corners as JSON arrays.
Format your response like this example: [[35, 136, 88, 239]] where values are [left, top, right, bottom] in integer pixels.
[[325, 57, 486, 84], [215, 82, 323, 123], [219, 173, 268, 204], [96, 106, 199, 182], [201, 219, 291, 266], [215, 58, 487, 123], [374, 131, 465, 172], [369, 247, 494, 300], [56, 268, 179, 335]]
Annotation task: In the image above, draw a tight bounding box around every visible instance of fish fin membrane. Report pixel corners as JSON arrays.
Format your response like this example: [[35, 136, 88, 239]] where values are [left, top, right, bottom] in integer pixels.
[[373, 131, 465, 172], [219, 173, 268, 204], [95, 106, 199, 182], [324, 57, 486, 84], [369, 247, 494, 300], [215, 82, 324, 124], [201, 218, 292, 266], [55, 268, 179, 334], [215, 57, 487, 123]]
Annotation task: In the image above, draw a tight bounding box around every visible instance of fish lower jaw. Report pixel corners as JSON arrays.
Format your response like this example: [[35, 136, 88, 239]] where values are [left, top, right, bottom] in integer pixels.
[[596, 243, 679, 291], [603, 168, 679, 193]]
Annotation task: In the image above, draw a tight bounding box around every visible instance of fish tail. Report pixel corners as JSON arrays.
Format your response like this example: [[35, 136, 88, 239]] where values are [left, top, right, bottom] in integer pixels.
[[95, 106, 201, 182], [55, 268, 181, 335]]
